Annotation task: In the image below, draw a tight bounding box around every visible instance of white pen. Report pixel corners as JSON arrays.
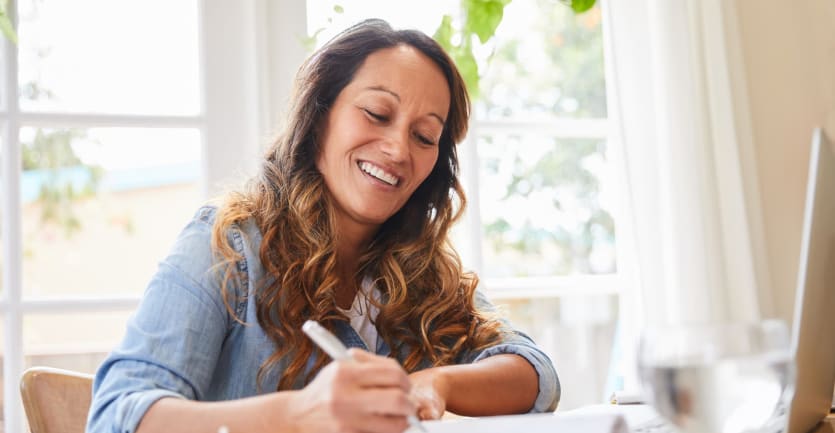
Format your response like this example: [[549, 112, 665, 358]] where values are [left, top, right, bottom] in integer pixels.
[[302, 320, 427, 433]]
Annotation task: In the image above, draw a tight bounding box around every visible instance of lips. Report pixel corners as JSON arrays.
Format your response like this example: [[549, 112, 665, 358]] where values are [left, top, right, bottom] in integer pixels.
[[358, 161, 400, 186]]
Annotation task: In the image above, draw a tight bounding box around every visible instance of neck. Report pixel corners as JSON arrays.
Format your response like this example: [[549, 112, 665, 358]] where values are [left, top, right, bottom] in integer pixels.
[[332, 229, 372, 310], [333, 256, 360, 310], [329, 206, 380, 308]]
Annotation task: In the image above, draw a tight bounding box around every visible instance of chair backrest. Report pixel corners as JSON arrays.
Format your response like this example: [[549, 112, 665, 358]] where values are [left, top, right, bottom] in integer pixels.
[[20, 366, 94, 433]]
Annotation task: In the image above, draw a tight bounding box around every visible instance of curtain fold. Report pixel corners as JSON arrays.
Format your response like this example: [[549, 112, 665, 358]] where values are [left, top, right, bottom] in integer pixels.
[[602, 0, 769, 329]]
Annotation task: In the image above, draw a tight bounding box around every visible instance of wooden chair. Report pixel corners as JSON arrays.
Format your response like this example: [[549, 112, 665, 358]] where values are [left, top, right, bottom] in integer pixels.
[[20, 366, 94, 433]]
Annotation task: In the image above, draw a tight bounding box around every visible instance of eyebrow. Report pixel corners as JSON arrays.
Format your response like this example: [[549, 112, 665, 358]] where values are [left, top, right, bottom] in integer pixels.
[[364, 85, 446, 126]]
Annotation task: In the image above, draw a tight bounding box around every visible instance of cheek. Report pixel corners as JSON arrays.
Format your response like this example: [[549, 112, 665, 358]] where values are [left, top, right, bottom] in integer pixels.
[[314, 140, 332, 178], [416, 150, 440, 184]]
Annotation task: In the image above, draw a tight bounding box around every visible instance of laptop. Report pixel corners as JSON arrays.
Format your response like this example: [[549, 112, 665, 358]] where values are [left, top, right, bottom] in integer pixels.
[[784, 127, 835, 433]]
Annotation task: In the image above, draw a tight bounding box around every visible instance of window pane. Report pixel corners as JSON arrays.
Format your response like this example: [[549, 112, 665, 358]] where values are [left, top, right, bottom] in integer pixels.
[[478, 134, 616, 277], [21, 127, 202, 297], [17, 0, 200, 115], [476, 0, 606, 120], [23, 311, 132, 374], [495, 293, 618, 410]]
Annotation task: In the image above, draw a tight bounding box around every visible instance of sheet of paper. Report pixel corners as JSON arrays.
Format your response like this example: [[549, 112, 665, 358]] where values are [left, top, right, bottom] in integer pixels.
[[568, 403, 664, 431], [405, 411, 628, 433]]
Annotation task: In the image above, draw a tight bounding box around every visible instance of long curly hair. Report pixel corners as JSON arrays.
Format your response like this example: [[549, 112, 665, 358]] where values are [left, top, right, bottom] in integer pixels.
[[211, 18, 503, 391]]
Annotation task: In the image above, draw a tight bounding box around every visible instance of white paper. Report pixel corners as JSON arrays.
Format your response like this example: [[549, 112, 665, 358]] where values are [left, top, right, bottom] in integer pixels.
[[567, 404, 664, 431], [405, 411, 628, 433]]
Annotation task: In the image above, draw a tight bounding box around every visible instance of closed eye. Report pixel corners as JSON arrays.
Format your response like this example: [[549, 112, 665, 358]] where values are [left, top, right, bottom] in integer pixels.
[[414, 132, 436, 146], [363, 109, 388, 122]]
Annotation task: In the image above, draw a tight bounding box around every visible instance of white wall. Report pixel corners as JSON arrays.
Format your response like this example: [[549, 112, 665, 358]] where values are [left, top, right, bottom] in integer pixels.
[[733, 0, 835, 325]]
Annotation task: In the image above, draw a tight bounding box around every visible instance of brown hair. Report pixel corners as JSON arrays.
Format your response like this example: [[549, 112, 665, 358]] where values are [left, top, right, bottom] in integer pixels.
[[211, 18, 502, 390]]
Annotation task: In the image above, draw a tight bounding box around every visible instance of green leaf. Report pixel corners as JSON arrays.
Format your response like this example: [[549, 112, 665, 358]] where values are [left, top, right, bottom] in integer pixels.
[[333, 4, 344, 14], [464, 0, 511, 44], [298, 27, 325, 53], [571, 0, 596, 13], [0, 11, 17, 45], [432, 14, 454, 52], [450, 45, 480, 99]]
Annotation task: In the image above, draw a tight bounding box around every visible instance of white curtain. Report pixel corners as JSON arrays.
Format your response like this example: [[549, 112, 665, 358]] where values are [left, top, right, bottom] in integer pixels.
[[601, 0, 774, 387]]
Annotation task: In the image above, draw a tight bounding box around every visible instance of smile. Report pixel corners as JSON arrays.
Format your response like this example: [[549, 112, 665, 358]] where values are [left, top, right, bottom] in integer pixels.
[[358, 161, 399, 186]]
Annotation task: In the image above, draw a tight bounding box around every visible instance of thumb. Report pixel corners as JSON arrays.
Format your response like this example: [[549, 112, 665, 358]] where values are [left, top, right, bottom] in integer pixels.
[[345, 348, 375, 362]]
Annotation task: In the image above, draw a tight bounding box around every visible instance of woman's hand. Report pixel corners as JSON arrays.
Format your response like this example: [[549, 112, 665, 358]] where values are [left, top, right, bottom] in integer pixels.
[[289, 349, 417, 433], [408, 367, 451, 421]]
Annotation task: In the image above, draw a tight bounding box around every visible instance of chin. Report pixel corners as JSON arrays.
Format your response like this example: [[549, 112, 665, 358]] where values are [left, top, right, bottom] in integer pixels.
[[365, 214, 394, 225]]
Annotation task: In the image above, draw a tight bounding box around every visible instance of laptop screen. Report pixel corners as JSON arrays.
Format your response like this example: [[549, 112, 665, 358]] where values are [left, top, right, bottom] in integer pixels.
[[786, 128, 835, 433]]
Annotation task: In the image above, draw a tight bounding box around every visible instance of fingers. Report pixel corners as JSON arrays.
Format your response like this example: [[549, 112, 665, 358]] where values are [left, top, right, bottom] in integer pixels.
[[417, 406, 442, 421], [344, 349, 412, 391], [320, 352, 416, 411], [327, 383, 416, 433], [354, 388, 417, 417], [411, 389, 443, 420], [346, 347, 377, 362], [310, 349, 419, 432], [408, 368, 447, 421]]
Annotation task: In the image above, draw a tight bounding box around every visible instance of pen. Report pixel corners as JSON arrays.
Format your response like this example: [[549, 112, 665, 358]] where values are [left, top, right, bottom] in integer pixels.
[[302, 320, 427, 433]]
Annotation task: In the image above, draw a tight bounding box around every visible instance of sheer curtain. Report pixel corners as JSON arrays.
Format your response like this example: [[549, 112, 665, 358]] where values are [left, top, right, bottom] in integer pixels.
[[601, 0, 774, 387]]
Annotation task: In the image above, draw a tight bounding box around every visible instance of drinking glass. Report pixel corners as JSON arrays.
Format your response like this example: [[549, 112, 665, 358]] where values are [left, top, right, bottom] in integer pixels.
[[637, 320, 794, 433]]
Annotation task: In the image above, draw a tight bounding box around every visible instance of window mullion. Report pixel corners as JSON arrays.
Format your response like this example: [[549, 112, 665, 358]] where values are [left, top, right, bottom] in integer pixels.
[[484, 274, 623, 299], [200, 0, 263, 199], [474, 117, 608, 139], [1, 115, 24, 433], [16, 112, 205, 129], [460, 120, 484, 276], [2, 1, 25, 432], [19, 296, 141, 313]]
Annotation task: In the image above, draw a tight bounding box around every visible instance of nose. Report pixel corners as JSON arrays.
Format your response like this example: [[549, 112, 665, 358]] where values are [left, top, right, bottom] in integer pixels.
[[380, 126, 410, 162]]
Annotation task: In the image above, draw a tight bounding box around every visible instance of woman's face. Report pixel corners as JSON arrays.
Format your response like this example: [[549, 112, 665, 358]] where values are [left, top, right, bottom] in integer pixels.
[[316, 44, 450, 240]]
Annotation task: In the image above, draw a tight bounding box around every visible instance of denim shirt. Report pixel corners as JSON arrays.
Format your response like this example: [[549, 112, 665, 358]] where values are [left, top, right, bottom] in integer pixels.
[[86, 206, 560, 433]]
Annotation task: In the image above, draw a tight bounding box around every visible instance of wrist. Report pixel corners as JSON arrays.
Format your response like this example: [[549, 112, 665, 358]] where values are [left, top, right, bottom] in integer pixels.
[[262, 390, 303, 433], [431, 366, 453, 406]]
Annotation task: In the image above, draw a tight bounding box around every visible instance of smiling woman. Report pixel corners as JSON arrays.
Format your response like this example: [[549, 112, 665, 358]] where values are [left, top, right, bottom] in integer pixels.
[[316, 45, 447, 237], [85, 19, 559, 433]]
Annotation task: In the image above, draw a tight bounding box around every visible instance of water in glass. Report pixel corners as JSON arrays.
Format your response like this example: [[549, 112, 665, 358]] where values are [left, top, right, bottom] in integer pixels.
[[638, 321, 793, 433]]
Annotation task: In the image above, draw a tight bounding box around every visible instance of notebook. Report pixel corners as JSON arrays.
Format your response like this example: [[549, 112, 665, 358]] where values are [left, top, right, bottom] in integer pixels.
[[415, 412, 628, 433]]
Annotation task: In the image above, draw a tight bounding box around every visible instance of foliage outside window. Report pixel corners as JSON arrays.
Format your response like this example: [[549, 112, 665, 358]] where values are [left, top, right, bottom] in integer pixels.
[[435, 0, 613, 278], [22, 129, 103, 237]]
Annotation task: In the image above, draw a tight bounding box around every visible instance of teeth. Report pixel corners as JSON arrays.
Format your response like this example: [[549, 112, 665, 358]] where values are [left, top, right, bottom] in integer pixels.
[[359, 161, 399, 186]]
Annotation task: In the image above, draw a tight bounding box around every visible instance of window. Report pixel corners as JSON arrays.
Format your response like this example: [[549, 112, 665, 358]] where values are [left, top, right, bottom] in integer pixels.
[[306, 0, 621, 410], [1, 0, 205, 431]]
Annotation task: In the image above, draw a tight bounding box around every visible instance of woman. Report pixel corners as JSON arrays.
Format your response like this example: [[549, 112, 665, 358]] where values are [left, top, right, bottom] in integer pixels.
[[87, 19, 559, 433]]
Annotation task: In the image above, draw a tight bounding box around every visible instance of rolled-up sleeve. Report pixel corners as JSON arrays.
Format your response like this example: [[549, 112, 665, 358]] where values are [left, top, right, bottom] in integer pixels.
[[461, 290, 561, 413], [87, 208, 232, 433]]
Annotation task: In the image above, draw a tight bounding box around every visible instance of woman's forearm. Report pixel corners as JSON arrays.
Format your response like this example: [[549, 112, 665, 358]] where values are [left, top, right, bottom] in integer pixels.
[[136, 392, 300, 433], [134, 352, 418, 433], [436, 353, 539, 416]]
